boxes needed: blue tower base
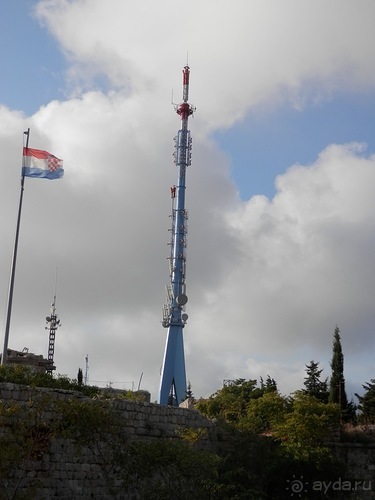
[159,324,186,405]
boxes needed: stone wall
[332,443,375,499]
[0,382,214,499]
[1,383,375,499]
[0,383,212,439]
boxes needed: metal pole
[1,129,30,365]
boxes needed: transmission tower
[159,65,195,405]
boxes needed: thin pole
[1,129,30,365]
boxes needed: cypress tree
[186,380,194,399]
[77,368,83,386]
[329,326,348,410]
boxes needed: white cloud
[1,1,375,401]
[36,0,375,129]
[188,145,375,395]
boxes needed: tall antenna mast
[45,271,61,375]
[159,65,194,405]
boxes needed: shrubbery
[0,364,100,396]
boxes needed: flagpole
[1,129,30,365]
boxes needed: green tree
[197,385,344,498]
[195,379,262,425]
[329,326,348,412]
[272,393,341,467]
[243,391,290,434]
[185,380,193,399]
[355,379,375,424]
[259,375,277,393]
[303,360,329,403]
[77,368,83,386]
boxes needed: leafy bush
[271,393,340,466]
[115,439,220,499]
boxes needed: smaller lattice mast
[45,295,61,375]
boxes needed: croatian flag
[22,147,64,180]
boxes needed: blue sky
[1,1,375,402]
[0,1,66,114]
[216,93,375,198]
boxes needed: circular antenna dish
[176,293,188,306]
[46,317,51,322]
[182,313,188,322]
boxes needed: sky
[1,0,375,402]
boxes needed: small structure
[0,348,51,373]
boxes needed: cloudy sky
[1,0,375,402]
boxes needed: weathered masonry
[1,383,375,499]
[0,383,214,499]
